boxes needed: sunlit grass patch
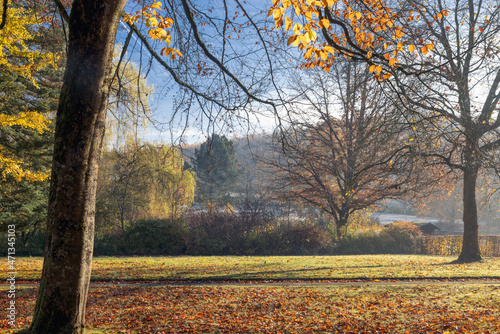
[1,255,499,281]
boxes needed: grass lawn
[1,254,500,281]
[1,255,499,333]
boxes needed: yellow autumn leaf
[394,29,402,39]
[304,47,313,59]
[320,50,328,60]
[293,23,303,34]
[146,17,158,27]
[323,45,335,54]
[273,7,284,20]
[319,18,330,29]
[150,1,162,9]
[299,34,309,46]
[409,44,415,53]
[306,30,317,42]
[285,17,293,31]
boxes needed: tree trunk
[29,1,126,333]
[335,207,350,239]
[456,167,482,263]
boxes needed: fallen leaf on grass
[2,283,499,333]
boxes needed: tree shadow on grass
[431,258,485,266]
[204,266,335,280]
[200,265,381,280]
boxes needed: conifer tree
[193,134,241,204]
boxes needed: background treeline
[3,120,500,257]
[3,123,500,256]
[6,210,500,257]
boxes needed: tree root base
[451,253,483,264]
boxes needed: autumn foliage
[268,0,448,77]
[0,4,57,181]
[123,1,182,60]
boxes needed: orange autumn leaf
[269,0,447,76]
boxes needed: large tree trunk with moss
[28,1,126,333]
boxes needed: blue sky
[114,0,282,145]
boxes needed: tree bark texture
[458,166,482,263]
[29,0,127,333]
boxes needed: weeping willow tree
[105,44,155,149]
[96,142,195,234]
[96,45,194,233]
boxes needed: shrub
[340,209,380,237]
[335,229,390,255]
[111,219,189,256]
[186,210,249,255]
[384,221,422,254]
[278,223,333,255]
[335,221,422,255]
[185,208,277,255]
[242,222,333,255]
[22,230,47,256]
[94,232,121,256]
[0,230,46,256]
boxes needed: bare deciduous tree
[270,62,442,237]
[387,0,500,262]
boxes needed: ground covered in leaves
[1,255,499,333]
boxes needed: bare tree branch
[52,0,70,23]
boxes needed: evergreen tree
[193,134,241,204]
[0,13,63,243]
